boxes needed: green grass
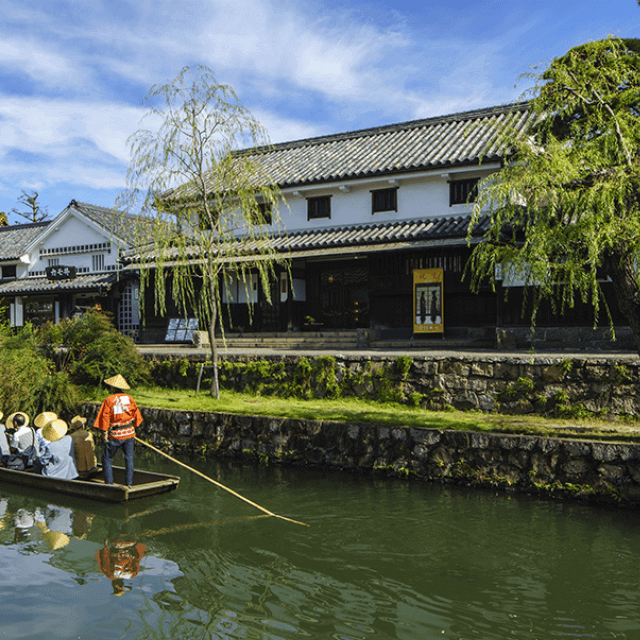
[84,386,640,443]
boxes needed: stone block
[470,362,494,377]
[562,459,589,480]
[598,464,624,483]
[543,365,565,382]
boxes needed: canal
[2,450,640,639]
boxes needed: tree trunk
[603,250,640,355]
[208,281,220,399]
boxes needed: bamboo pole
[135,437,310,527]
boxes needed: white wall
[275,165,499,233]
[28,212,121,274]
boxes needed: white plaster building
[0,201,140,337]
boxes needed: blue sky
[0,0,639,223]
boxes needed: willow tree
[119,66,287,397]
[467,37,640,353]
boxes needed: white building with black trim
[127,102,631,348]
[0,201,140,337]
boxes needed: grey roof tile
[0,222,50,261]
[123,214,488,266]
[0,272,118,296]
[166,103,532,199]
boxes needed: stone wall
[82,402,640,507]
[148,352,640,417]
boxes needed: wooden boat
[0,465,180,503]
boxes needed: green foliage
[408,392,424,407]
[516,377,535,393]
[395,356,413,379]
[118,65,289,398]
[614,363,632,384]
[0,324,78,416]
[39,309,150,388]
[559,359,574,373]
[467,37,640,353]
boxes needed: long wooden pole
[135,437,310,527]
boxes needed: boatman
[94,374,143,486]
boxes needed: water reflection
[96,537,146,596]
[1,459,640,639]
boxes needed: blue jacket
[40,436,79,480]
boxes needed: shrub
[0,324,78,416]
[39,308,150,387]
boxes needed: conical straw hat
[42,419,68,443]
[34,412,57,429]
[70,415,87,429]
[104,374,130,390]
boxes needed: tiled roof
[0,221,50,261]
[122,214,487,266]
[166,102,531,199]
[271,214,488,253]
[0,272,118,296]
[66,200,143,245]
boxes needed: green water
[1,451,640,639]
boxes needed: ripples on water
[1,453,640,639]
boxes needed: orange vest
[94,393,143,440]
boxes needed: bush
[0,324,78,416]
[39,308,150,387]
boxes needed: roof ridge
[240,101,530,155]
[0,220,50,233]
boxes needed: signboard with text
[413,268,443,334]
[46,265,77,280]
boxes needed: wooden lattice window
[307,196,331,220]
[371,187,398,214]
[449,179,479,206]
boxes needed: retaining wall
[83,402,640,507]
[148,352,640,417]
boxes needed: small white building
[0,200,140,338]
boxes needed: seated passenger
[0,412,10,459]
[39,419,79,480]
[8,412,35,455]
[69,415,98,478]
[34,412,58,450]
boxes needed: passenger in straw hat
[39,419,78,480]
[33,411,58,451]
[7,412,35,455]
[69,415,98,478]
[94,374,143,486]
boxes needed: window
[92,254,105,271]
[1,265,16,280]
[307,196,331,220]
[371,187,398,214]
[253,202,272,225]
[450,178,479,206]
[47,258,60,267]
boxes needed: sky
[0,0,639,223]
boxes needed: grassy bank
[84,386,640,443]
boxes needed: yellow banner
[413,268,443,333]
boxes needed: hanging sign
[413,268,443,334]
[46,265,77,280]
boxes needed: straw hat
[43,530,70,550]
[70,415,87,429]
[104,374,130,390]
[34,412,57,429]
[6,412,29,430]
[42,419,68,443]
[0,412,4,422]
